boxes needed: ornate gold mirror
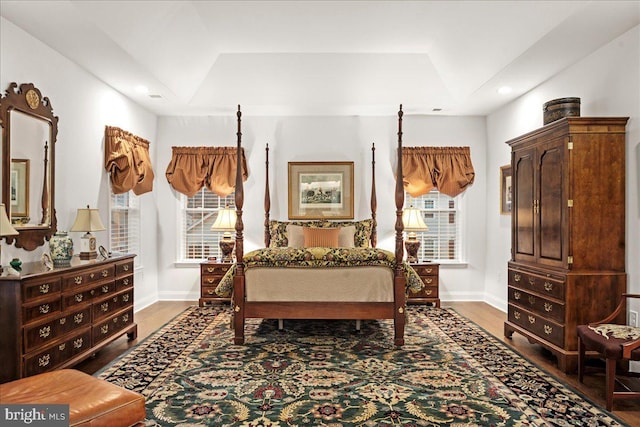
[0,82,57,250]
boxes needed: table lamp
[402,205,428,263]
[70,205,106,259]
[211,206,237,262]
[0,203,19,273]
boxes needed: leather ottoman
[0,369,145,427]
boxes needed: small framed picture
[500,165,512,215]
[99,245,109,259]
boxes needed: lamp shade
[0,204,19,236]
[211,207,237,232]
[402,206,428,231]
[70,205,106,232]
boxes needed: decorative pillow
[269,220,323,247]
[286,224,305,248]
[337,225,356,248]
[303,227,340,248]
[320,219,373,247]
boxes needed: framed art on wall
[10,158,30,218]
[288,161,354,219]
[500,164,512,215]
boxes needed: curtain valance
[402,146,475,197]
[165,146,248,197]
[104,126,155,195]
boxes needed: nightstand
[199,261,233,306]
[407,262,440,307]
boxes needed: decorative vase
[49,231,73,267]
[9,258,22,272]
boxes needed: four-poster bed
[219,105,418,346]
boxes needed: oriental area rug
[97,306,629,427]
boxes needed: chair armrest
[622,337,640,359]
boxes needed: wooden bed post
[393,104,406,346]
[264,143,271,248]
[370,143,377,248]
[233,105,246,345]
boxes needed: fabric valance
[165,146,248,197]
[402,146,475,197]
[104,126,155,195]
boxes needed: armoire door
[512,147,535,263]
[536,139,566,268]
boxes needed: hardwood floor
[76,300,639,425]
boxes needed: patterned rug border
[96,305,631,426]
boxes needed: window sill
[174,261,204,268]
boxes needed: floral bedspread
[214,247,423,298]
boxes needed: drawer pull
[123,278,129,286]
[544,282,554,292]
[528,296,536,305]
[514,274,521,282]
[75,294,83,302]
[58,343,66,351]
[39,326,51,338]
[123,314,130,323]
[102,285,109,293]
[39,284,50,294]
[424,278,433,284]
[544,302,553,312]
[544,325,553,335]
[101,302,109,312]
[102,269,109,277]
[514,291,521,300]
[90,289,95,296]
[207,267,215,273]
[38,354,50,367]
[101,325,109,334]
[528,277,535,285]
[425,289,433,295]
[90,273,95,279]
[425,268,432,273]
[123,265,129,272]
[207,278,215,284]
[74,276,83,285]
[528,315,536,324]
[73,338,83,348]
[59,317,66,325]
[207,289,215,295]
[514,311,521,320]
[122,294,130,302]
[74,313,83,324]
[39,304,50,314]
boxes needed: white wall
[155,114,487,301]
[0,17,160,310]
[484,25,640,313]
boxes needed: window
[110,191,140,263]
[179,188,235,262]
[405,190,464,263]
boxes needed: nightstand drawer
[407,262,440,306]
[199,262,232,306]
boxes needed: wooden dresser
[199,261,232,306]
[504,117,628,373]
[407,262,440,307]
[0,254,137,382]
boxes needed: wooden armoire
[504,117,628,373]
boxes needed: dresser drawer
[412,285,439,299]
[412,264,439,277]
[508,304,564,348]
[63,265,115,290]
[92,288,134,322]
[115,259,134,276]
[201,263,229,276]
[508,286,565,323]
[509,268,565,301]
[22,277,62,303]
[23,328,92,377]
[92,307,134,346]
[22,297,62,324]
[116,275,133,290]
[23,307,91,353]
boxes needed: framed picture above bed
[288,161,354,219]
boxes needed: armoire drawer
[509,268,565,301]
[508,286,565,323]
[508,304,564,348]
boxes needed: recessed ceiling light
[498,86,512,95]
[135,85,149,94]
[432,108,442,112]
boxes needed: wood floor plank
[75,300,639,425]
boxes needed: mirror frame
[0,82,58,250]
